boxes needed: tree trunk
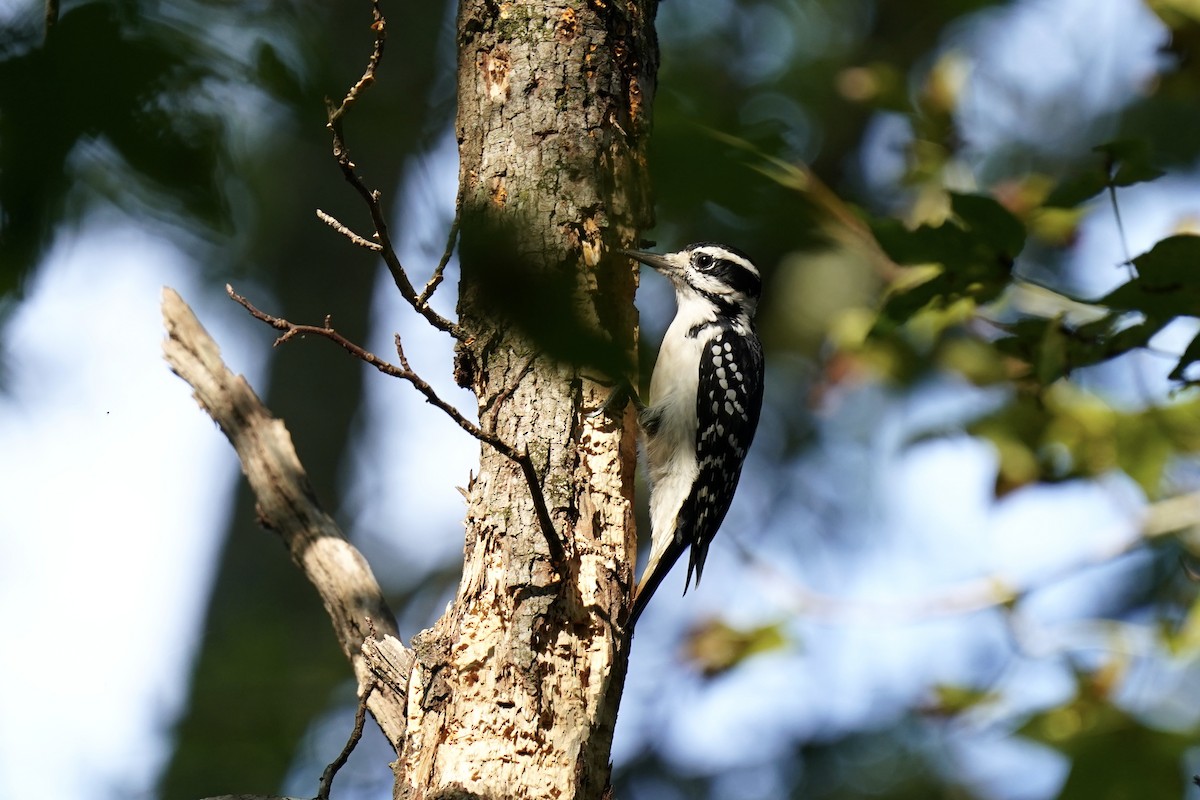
[393,2,657,797]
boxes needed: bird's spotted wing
[678,328,764,590]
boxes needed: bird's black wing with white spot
[678,327,765,590]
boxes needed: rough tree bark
[392,2,658,798]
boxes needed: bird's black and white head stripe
[683,242,761,304]
[623,243,762,320]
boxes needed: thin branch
[390,333,564,565]
[1104,174,1135,279]
[330,140,459,335]
[416,201,461,308]
[227,285,567,567]
[162,287,411,750]
[327,0,386,127]
[317,683,374,800]
[323,0,460,338]
[44,0,58,37]
[317,209,383,252]
[519,444,564,565]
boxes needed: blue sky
[0,217,265,798]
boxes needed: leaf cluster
[848,139,1200,495]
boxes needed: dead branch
[317,683,374,800]
[316,209,383,252]
[226,284,568,568]
[416,201,461,308]
[161,287,411,748]
[326,0,386,127]
[323,0,460,337]
[44,0,58,36]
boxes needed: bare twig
[330,144,459,335]
[519,444,563,564]
[317,209,383,252]
[162,288,411,750]
[327,0,386,127]
[227,285,567,567]
[416,202,461,308]
[44,0,58,37]
[323,0,460,338]
[317,684,375,800]
[1103,157,1136,280]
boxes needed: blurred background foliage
[4,0,1200,798]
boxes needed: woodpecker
[614,242,765,627]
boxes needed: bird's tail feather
[626,541,685,630]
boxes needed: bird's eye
[694,253,713,269]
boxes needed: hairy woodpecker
[618,242,765,627]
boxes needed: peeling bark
[394,2,658,798]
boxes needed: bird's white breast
[643,300,713,559]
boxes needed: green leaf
[1035,315,1070,385]
[950,192,1026,259]
[871,194,1023,327]
[1168,329,1200,384]
[1021,701,1194,800]
[1100,235,1200,328]
[1046,169,1112,208]
[990,311,1158,382]
[1045,138,1165,207]
[1114,413,1173,494]
[871,216,969,267]
[1130,234,1200,289]
[925,684,1000,716]
[682,619,789,678]
[1096,139,1167,187]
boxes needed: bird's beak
[621,249,676,276]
